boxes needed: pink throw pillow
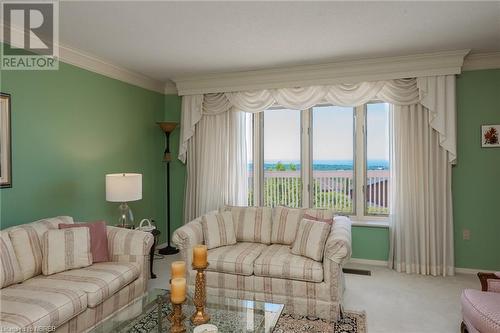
[59,221,109,262]
[303,213,334,225]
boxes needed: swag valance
[179,75,456,164]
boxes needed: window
[365,103,390,215]
[312,105,354,214]
[262,108,301,207]
[248,102,391,220]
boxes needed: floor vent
[342,268,372,276]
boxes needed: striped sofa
[173,206,352,321]
[0,216,153,333]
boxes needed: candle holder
[170,302,186,333]
[191,263,210,325]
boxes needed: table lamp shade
[106,173,142,202]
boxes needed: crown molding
[1,23,165,94]
[172,49,470,95]
[59,44,165,94]
[462,52,500,71]
[164,80,178,95]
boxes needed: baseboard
[455,267,498,274]
[348,258,388,266]
[347,258,497,274]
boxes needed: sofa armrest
[478,272,500,292]
[324,216,352,266]
[172,218,204,273]
[107,226,154,257]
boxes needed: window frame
[250,102,389,222]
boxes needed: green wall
[0,59,174,244]
[351,226,389,261]
[453,69,500,270]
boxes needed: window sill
[350,220,389,228]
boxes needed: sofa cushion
[23,262,140,307]
[222,206,272,244]
[0,231,23,288]
[42,228,93,275]
[291,218,332,261]
[254,244,324,283]
[201,211,237,249]
[206,242,267,276]
[0,283,87,330]
[462,289,500,333]
[271,206,305,245]
[59,221,109,263]
[9,216,74,281]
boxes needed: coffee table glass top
[89,288,284,332]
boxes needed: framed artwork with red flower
[481,125,500,148]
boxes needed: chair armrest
[172,218,204,271]
[324,216,352,265]
[107,226,154,257]
[478,272,500,292]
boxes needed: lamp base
[158,245,179,255]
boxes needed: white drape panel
[389,104,454,276]
[182,110,248,222]
[417,76,457,163]
[179,77,456,164]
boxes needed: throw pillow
[201,212,237,250]
[42,228,93,275]
[222,206,272,244]
[0,231,23,288]
[59,221,109,262]
[291,218,332,261]
[271,206,304,245]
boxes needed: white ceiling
[60,1,500,82]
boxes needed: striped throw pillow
[0,231,23,288]
[42,228,93,275]
[291,218,332,261]
[201,212,237,250]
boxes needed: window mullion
[254,112,263,206]
[354,105,366,219]
[301,109,311,208]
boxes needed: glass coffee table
[90,289,284,332]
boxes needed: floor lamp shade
[106,173,142,202]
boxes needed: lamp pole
[157,122,179,255]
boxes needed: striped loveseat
[173,206,352,321]
[0,216,153,333]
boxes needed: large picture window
[247,102,391,220]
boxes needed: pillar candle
[193,244,208,268]
[170,277,186,304]
[171,261,186,279]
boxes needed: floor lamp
[157,121,179,255]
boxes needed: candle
[171,261,186,279]
[171,277,186,304]
[193,244,208,269]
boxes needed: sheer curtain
[183,109,248,222]
[389,104,454,276]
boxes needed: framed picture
[481,124,500,148]
[0,93,12,188]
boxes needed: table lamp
[106,173,142,228]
